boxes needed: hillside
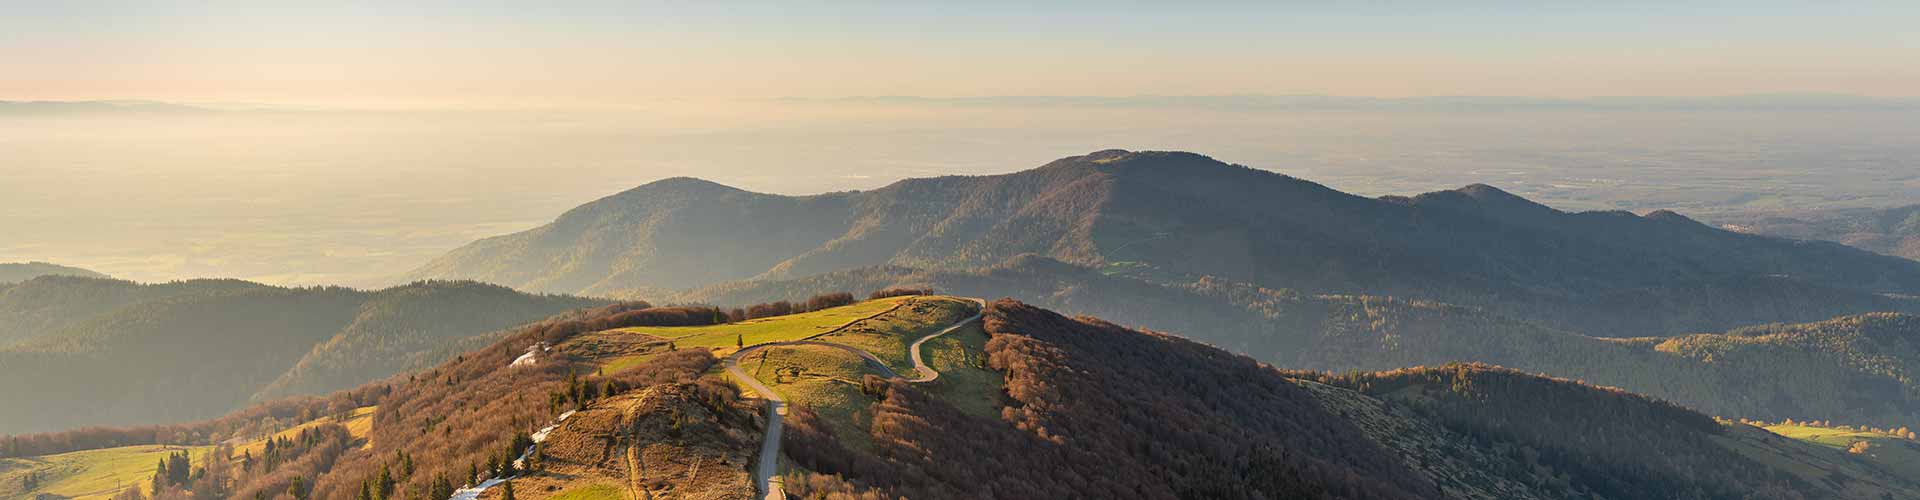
[0,276,269,347]
[409,150,1920,337]
[12,295,1920,499]
[254,282,604,401]
[1720,204,1920,262]
[0,262,106,284]
[0,280,603,435]
[402,178,862,295]
[679,257,1920,427]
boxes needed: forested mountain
[676,256,1920,428]
[0,276,268,347]
[0,279,602,435]
[0,262,107,284]
[1720,204,1920,262]
[253,281,606,401]
[409,149,1920,337]
[21,297,1909,500]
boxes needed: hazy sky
[5,1,1919,108]
[3,2,1918,287]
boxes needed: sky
[4,1,1919,108]
[1,1,1917,287]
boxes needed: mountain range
[410,150,1920,337]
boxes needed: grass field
[0,444,214,500]
[914,322,1004,418]
[620,296,913,351]
[1763,423,1920,478]
[1716,423,1920,498]
[546,483,622,500]
[0,407,377,500]
[742,344,887,450]
[586,296,920,373]
[815,296,977,373]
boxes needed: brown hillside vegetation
[17,295,1920,499]
[781,298,1441,499]
[683,261,1920,428]
[1298,363,1903,500]
[782,299,1920,499]
[513,382,757,500]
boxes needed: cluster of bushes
[528,301,731,344]
[867,288,930,300]
[724,292,860,322]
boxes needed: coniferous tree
[152,459,169,493]
[375,464,394,500]
[500,480,516,500]
[429,473,454,500]
[287,477,307,500]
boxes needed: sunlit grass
[814,296,977,373]
[230,405,377,459]
[0,407,377,500]
[547,483,623,500]
[608,296,914,357]
[742,344,886,450]
[1762,423,1920,480]
[916,322,1004,418]
[0,444,214,500]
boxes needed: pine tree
[357,480,373,500]
[288,477,307,500]
[736,334,744,348]
[375,464,394,500]
[152,458,169,493]
[430,473,454,500]
[500,480,516,500]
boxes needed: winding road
[722,298,985,500]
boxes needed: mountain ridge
[407,149,1920,337]
[0,262,108,285]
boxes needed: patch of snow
[530,410,575,443]
[449,478,503,500]
[509,342,549,367]
[448,408,578,500]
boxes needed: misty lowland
[7,4,1920,500]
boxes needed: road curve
[722,350,788,500]
[905,298,986,383]
[722,297,986,500]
